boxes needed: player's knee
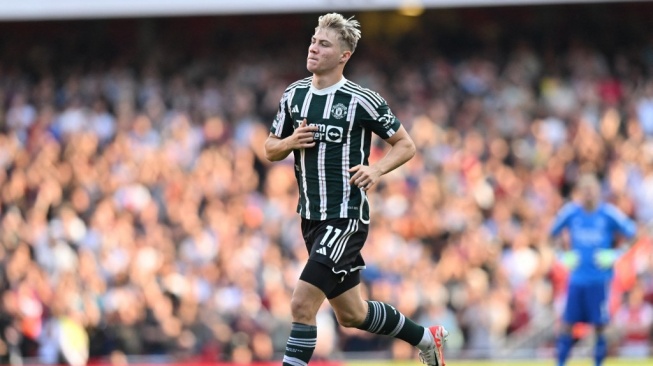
[290,296,317,323]
[334,307,366,328]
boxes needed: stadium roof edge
[0,0,643,21]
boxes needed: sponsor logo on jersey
[316,247,327,255]
[331,103,347,119]
[325,125,343,143]
[304,123,344,143]
[292,105,300,113]
[572,228,604,246]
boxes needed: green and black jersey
[270,77,402,222]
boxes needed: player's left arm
[350,100,415,191]
[594,205,639,268]
[606,204,638,246]
[349,126,415,191]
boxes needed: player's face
[579,181,600,208]
[307,28,349,75]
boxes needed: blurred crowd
[2,6,653,365]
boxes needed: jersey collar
[310,77,347,95]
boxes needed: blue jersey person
[550,174,637,366]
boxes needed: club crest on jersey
[331,103,347,119]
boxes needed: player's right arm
[265,90,318,162]
[265,119,318,161]
[549,202,579,269]
[550,202,577,238]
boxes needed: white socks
[416,327,434,351]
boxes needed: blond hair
[316,13,361,53]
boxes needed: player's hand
[556,250,580,270]
[594,249,623,269]
[288,119,318,149]
[349,164,382,191]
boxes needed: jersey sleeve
[550,202,577,237]
[604,204,637,239]
[358,96,402,139]
[270,91,294,139]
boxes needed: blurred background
[1,0,653,365]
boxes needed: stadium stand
[1,2,653,364]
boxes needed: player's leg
[556,322,574,366]
[322,217,448,366]
[316,218,435,347]
[587,281,610,366]
[280,219,343,366]
[557,282,585,366]
[594,325,608,366]
[323,272,367,327]
[328,282,447,366]
[281,277,327,366]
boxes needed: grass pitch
[348,359,653,366]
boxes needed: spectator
[614,282,653,358]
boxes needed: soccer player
[264,13,448,366]
[550,173,637,366]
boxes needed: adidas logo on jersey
[292,105,299,113]
[316,247,327,255]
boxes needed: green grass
[348,359,653,366]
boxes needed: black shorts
[301,217,368,277]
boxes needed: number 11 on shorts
[320,225,342,248]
